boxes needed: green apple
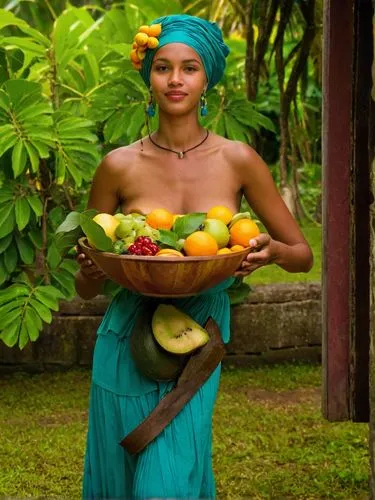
[203,218,230,248]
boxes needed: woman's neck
[153,111,206,151]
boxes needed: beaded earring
[146,88,156,117]
[200,91,208,116]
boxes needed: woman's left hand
[234,233,275,277]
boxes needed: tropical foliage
[0,0,322,349]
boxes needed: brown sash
[119,317,225,455]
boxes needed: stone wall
[0,283,321,373]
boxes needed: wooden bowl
[78,238,251,298]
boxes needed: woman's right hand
[76,250,107,281]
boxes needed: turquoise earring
[200,91,208,116]
[146,88,156,117]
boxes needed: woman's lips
[165,92,187,102]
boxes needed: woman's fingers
[77,253,106,279]
[234,233,274,277]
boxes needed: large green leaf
[47,241,62,269]
[29,298,52,324]
[11,140,27,177]
[0,234,13,254]
[79,212,112,252]
[34,286,63,311]
[173,213,206,239]
[0,80,53,168]
[54,112,99,186]
[51,268,76,299]
[0,10,50,47]
[0,321,19,348]
[4,242,18,274]
[15,234,35,265]
[27,195,43,217]
[0,204,15,239]
[15,197,31,230]
[56,211,81,233]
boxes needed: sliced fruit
[230,244,245,252]
[130,305,187,381]
[155,249,184,257]
[184,231,218,256]
[152,304,209,355]
[217,247,232,255]
[92,213,120,242]
[229,219,260,247]
[229,211,252,228]
[202,218,230,249]
[206,206,233,225]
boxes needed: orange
[146,208,174,230]
[217,248,232,255]
[230,244,245,252]
[206,206,233,225]
[149,24,162,37]
[184,231,218,256]
[134,32,149,46]
[139,25,150,35]
[155,249,184,257]
[147,37,159,49]
[229,219,260,247]
[130,49,140,63]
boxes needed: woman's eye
[155,65,168,72]
[185,66,198,73]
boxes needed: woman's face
[150,43,207,116]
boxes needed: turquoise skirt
[82,278,234,499]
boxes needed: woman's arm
[234,144,313,277]
[75,151,124,299]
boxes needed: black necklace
[148,129,209,159]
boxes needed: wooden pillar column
[323,0,372,422]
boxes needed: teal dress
[82,278,234,499]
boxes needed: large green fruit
[130,303,187,381]
[152,304,209,354]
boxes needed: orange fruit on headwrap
[149,24,162,37]
[135,32,149,46]
[147,37,159,49]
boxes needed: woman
[77,14,313,499]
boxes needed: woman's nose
[168,69,183,86]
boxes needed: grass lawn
[245,225,322,285]
[0,363,369,499]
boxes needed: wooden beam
[350,0,373,423]
[322,0,354,420]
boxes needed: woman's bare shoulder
[211,134,262,169]
[98,141,142,174]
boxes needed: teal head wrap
[139,14,230,91]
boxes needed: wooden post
[369,3,375,495]
[350,0,373,423]
[322,0,354,421]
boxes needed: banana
[229,211,252,228]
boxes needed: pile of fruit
[90,206,260,257]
